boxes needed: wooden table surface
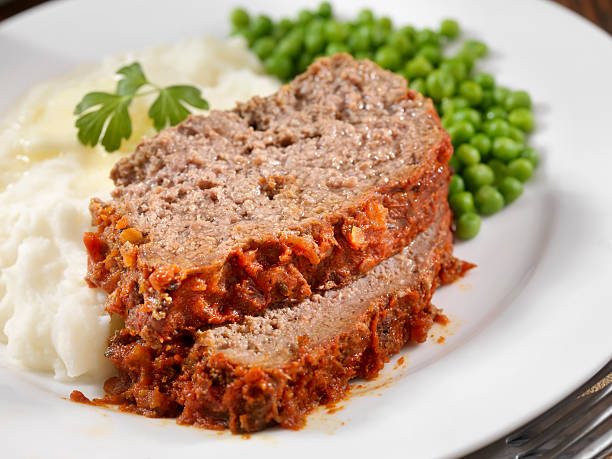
[1,0,611,32]
[556,0,611,32]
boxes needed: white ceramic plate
[1,0,611,457]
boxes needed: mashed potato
[0,36,280,379]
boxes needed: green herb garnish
[74,62,209,152]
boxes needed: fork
[466,358,612,459]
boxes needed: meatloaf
[103,202,472,432]
[84,54,452,342]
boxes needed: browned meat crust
[102,203,473,433]
[84,54,452,342]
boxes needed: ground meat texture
[85,54,453,342]
[103,203,474,433]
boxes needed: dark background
[1,0,611,33]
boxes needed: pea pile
[229,3,539,240]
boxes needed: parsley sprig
[74,62,209,152]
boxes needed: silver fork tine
[520,385,612,457]
[511,382,612,456]
[465,359,612,458]
[561,415,612,459]
[506,360,612,448]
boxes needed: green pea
[349,26,372,52]
[450,97,470,111]
[398,25,416,38]
[252,37,276,60]
[290,27,306,42]
[462,40,488,58]
[440,98,457,116]
[456,144,481,166]
[354,51,372,61]
[498,176,523,204]
[448,155,462,174]
[485,106,508,121]
[387,31,413,57]
[463,163,495,190]
[371,24,390,47]
[508,126,526,144]
[479,89,495,110]
[426,70,456,101]
[521,147,540,167]
[454,49,475,72]
[485,118,512,138]
[264,54,293,80]
[492,137,522,162]
[377,17,393,31]
[230,8,250,29]
[470,133,492,157]
[296,53,315,73]
[305,29,326,54]
[317,1,332,18]
[507,158,534,182]
[374,45,402,70]
[451,108,481,127]
[277,35,302,57]
[234,27,257,46]
[474,73,495,89]
[456,212,481,240]
[325,42,350,56]
[447,121,475,145]
[449,174,465,195]
[475,185,504,215]
[505,90,532,110]
[508,108,534,132]
[357,8,374,24]
[230,26,247,37]
[440,19,460,39]
[297,9,315,24]
[488,159,508,183]
[252,15,273,37]
[439,59,468,82]
[417,45,442,65]
[307,19,325,34]
[459,81,483,106]
[416,28,440,47]
[324,20,350,42]
[273,18,294,39]
[409,78,426,94]
[404,56,433,79]
[449,191,476,216]
[493,87,511,106]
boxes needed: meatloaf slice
[104,202,473,432]
[85,54,452,342]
